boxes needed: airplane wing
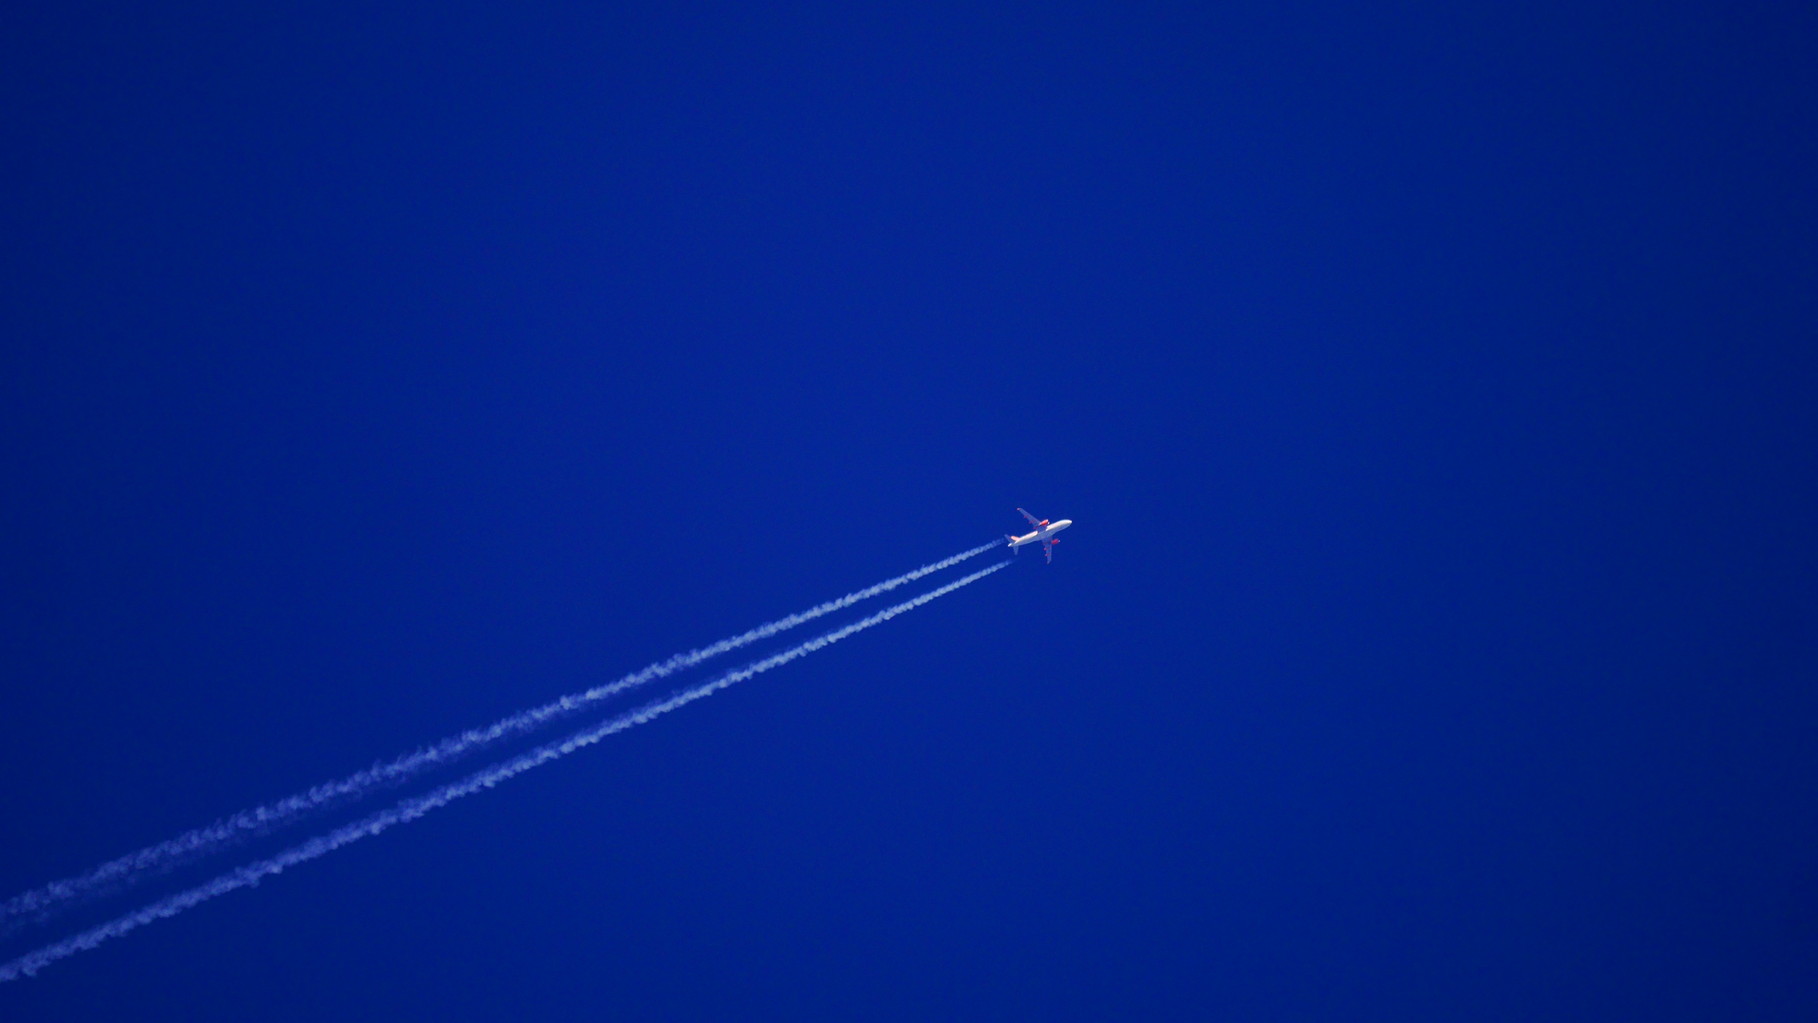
[1043,537,1057,563]
[1017,507,1043,529]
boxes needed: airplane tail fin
[1007,534,1018,552]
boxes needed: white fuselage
[1008,518,1072,548]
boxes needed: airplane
[1006,507,1073,563]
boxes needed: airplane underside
[1007,508,1072,563]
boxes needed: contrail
[0,540,1001,938]
[0,560,1008,982]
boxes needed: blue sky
[3,3,1815,1019]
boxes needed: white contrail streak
[0,560,1008,982]
[0,540,1000,937]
